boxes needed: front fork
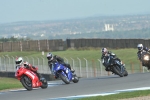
[116,60,125,73]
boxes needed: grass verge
[78,90,150,100]
[0,77,23,91]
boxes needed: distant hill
[0,14,150,40]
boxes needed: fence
[0,39,150,52]
[0,39,65,52]
[0,55,149,78]
[66,39,150,49]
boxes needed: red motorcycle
[15,65,48,91]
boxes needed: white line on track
[0,82,60,93]
[49,87,150,100]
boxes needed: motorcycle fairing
[53,62,72,81]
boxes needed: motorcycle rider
[46,52,75,78]
[101,48,122,71]
[137,44,150,68]
[15,57,43,80]
[137,44,150,60]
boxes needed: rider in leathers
[47,52,74,78]
[137,44,150,60]
[101,48,122,71]
[137,44,150,69]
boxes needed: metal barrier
[0,55,148,78]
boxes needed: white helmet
[47,52,53,61]
[137,44,143,51]
[101,48,108,54]
[15,57,23,65]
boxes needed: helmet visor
[138,47,142,51]
[15,60,22,64]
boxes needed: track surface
[1,72,150,100]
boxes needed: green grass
[0,77,23,90]
[0,48,139,65]
[78,90,150,100]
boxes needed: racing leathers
[101,51,121,71]
[48,55,73,74]
[137,47,150,68]
[137,47,149,60]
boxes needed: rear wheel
[20,75,32,91]
[40,78,48,89]
[59,73,70,84]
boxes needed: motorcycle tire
[59,73,70,84]
[40,78,48,89]
[72,74,79,83]
[113,66,123,77]
[20,75,32,91]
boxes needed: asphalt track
[1,72,150,100]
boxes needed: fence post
[77,57,82,77]
[41,57,44,74]
[92,60,96,77]
[11,56,15,71]
[5,55,10,71]
[1,56,5,71]
[70,57,74,69]
[84,58,88,78]
[64,57,68,63]
[98,59,103,76]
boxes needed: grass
[0,48,139,65]
[0,77,23,91]
[78,90,150,100]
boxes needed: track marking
[49,87,150,100]
[0,82,60,93]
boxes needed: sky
[0,0,150,23]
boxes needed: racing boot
[36,72,43,81]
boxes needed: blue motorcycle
[52,61,79,84]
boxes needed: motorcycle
[140,51,150,69]
[15,65,48,91]
[51,61,79,84]
[102,53,128,77]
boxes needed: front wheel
[72,74,79,83]
[113,66,123,77]
[123,70,128,76]
[20,75,32,91]
[59,73,70,84]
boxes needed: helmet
[15,57,23,65]
[47,52,53,61]
[24,61,29,67]
[137,44,143,51]
[101,48,108,55]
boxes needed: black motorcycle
[102,53,128,77]
[140,51,150,70]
